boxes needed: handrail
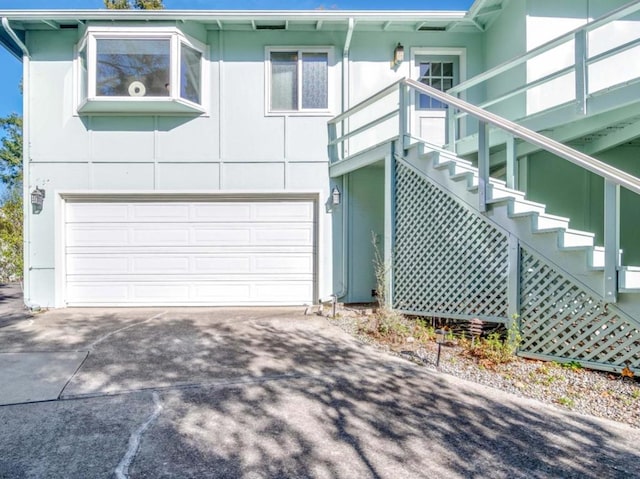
[329,77,640,197]
[329,78,404,125]
[328,76,640,300]
[448,0,640,95]
[409,79,640,196]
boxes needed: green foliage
[561,360,583,371]
[462,321,522,366]
[556,396,575,408]
[412,318,436,342]
[0,113,23,188]
[0,189,23,281]
[104,0,165,9]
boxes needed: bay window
[77,27,206,114]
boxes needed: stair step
[430,153,473,169]
[534,227,594,248]
[511,211,571,231]
[561,229,595,248]
[488,196,547,215]
[591,246,605,269]
[619,266,640,292]
[451,172,478,185]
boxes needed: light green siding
[346,165,384,303]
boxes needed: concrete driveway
[0,289,639,478]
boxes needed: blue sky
[0,0,474,118]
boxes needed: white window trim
[74,26,209,115]
[265,46,335,117]
[409,47,468,138]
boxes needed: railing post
[506,135,517,189]
[604,179,620,303]
[507,233,521,325]
[447,106,457,153]
[574,29,588,115]
[327,122,339,163]
[384,149,396,308]
[478,121,490,213]
[398,82,409,151]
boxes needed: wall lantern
[392,43,404,67]
[331,186,341,206]
[435,328,446,367]
[31,187,45,214]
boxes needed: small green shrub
[557,396,575,408]
[462,321,522,367]
[561,360,583,371]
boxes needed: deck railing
[327,78,640,301]
[448,0,640,121]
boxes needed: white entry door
[412,55,459,147]
[63,198,316,306]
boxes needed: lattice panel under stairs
[393,161,509,320]
[519,248,640,370]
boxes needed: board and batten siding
[25,24,486,306]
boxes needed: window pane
[271,52,298,111]
[419,62,431,76]
[418,93,431,109]
[442,62,453,77]
[431,62,442,76]
[79,46,88,101]
[96,38,170,97]
[302,52,328,109]
[180,43,201,104]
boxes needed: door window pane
[180,43,202,104]
[271,51,298,111]
[302,52,328,109]
[417,60,456,110]
[96,38,171,97]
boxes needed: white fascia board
[0,10,468,23]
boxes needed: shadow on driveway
[0,307,638,478]
[0,283,30,328]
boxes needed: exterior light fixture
[435,328,446,367]
[331,186,341,206]
[31,187,45,214]
[392,43,404,67]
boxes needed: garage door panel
[64,198,316,306]
[66,226,130,247]
[132,256,192,274]
[67,273,314,283]
[192,203,253,221]
[254,255,313,273]
[66,281,312,305]
[192,227,253,245]
[252,226,313,245]
[131,226,191,246]
[66,203,130,222]
[66,283,130,303]
[254,283,313,301]
[132,203,191,221]
[254,201,314,221]
[67,253,313,276]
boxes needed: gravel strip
[327,310,640,429]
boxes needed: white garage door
[64,198,316,306]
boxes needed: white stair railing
[447,0,640,121]
[327,78,640,302]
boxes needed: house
[1,0,639,372]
